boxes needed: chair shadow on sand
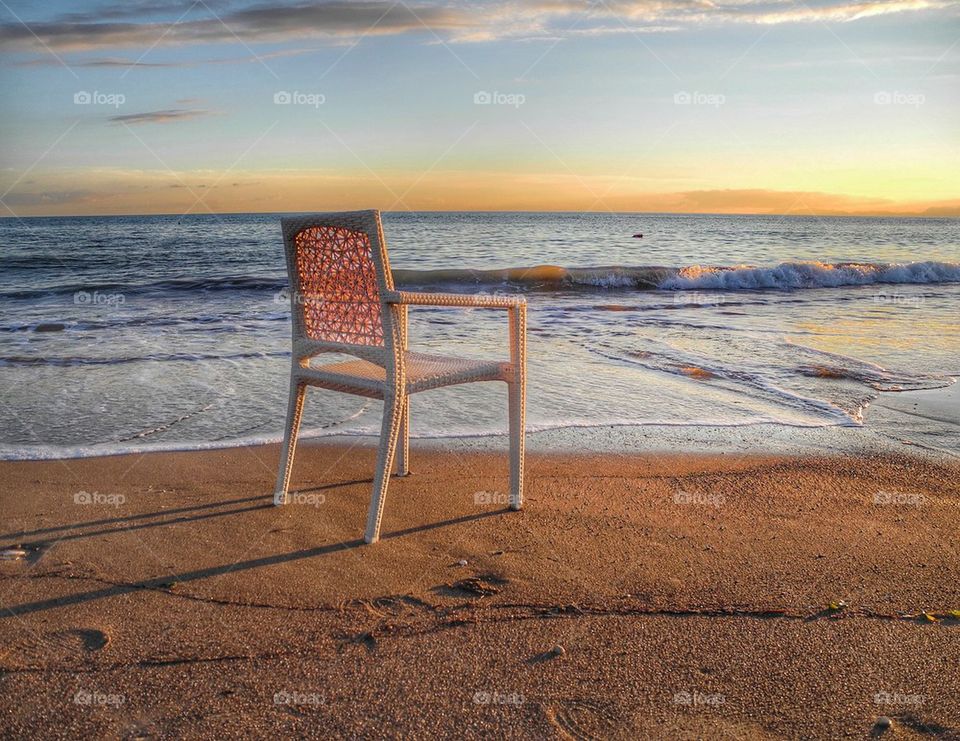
[1,480,507,619]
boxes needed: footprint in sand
[885,715,959,738]
[51,627,110,656]
[68,627,110,651]
[360,594,432,618]
[544,700,627,740]
[121,717,158,740]
[9,627,110,666]
[0,542,49,565]
[433,573,508,599]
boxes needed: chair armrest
[385,290,525,309]
[386,290,526,379]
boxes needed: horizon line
[3,208,958,220]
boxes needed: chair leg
[395,396,410,476]
[274,381,307,506]
[364,392,404,544]
[508,377,525,511]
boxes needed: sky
[0,0,958,217]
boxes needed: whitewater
[1,211,957,459]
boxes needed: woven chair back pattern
[293,224,385,346]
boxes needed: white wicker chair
[274,210,526,544]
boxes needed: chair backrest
[280,210,398,362]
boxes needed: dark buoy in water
[632,233,643,238]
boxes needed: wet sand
[1,443,958,739]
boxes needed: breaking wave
[397,260,960,291]
[4,261,958,300]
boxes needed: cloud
[647,187,895,214]
[747,0,956,24]
[54,0,234,24]
[1,190,96,207]
[108,108,211,124]
[2,167,957,216]
[13,56,180,67]
[0,0,955,52]
[11,47,326,68]
[0,2,468,52]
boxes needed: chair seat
[299,351,510,398]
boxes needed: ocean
[1,211,958,459]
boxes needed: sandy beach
[1,442,958,738]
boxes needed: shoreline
[4,377,956,463]
[1,444,958,737]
